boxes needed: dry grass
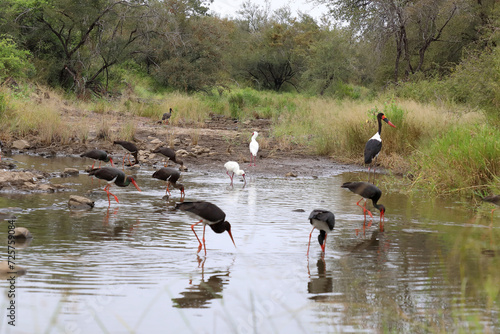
[96,117,112,141]
[165,129,177,147]
[117,120,136,141]
[188,129,200,146]
[3,94,73,144]
[258,135,270,150]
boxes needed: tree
[234,4,321,91]
[151,15,235,92]
[314,0,463,82]
[302,27,358,95]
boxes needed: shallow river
[0,155,499,333]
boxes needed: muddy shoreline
[2,113,367,178]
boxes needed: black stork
[152,147,184,168]
[88,167,141,205]
[249,131,259,166]
[364,113,396,182]
[162,108,173,124]
[307,209,335,256]
[482,195,500,227]
[113,140,139,166]
[224,161,246,186]
[341,181,386,231]
[175,201,236,255]
[152,167,185,198]
[81,149,114,169]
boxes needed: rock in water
[68,195,95,210]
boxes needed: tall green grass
[410,123,500,196]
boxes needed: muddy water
[1,155,499,333]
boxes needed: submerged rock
[13,227,32,239]
[68,195,95,210]
[0,207,22,221]
[0,260,27,279]
[61,168,79,177]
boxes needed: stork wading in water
[307,209,335,256]
[88,167,141,205]
[152,167,185,199]
[80,149,114,169]
[341,181,386,232]
[175,201,236,255]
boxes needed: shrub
[0,36,35,81]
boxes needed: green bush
[0,37,35,81]
[228,88,262,119]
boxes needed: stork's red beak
[380,211,385,232]
[382,116,396,128]
[110,158,115,167]
[227,229,236,248]
[131,179,141,191]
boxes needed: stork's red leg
[306,226,315,256]
[356,198,372,217]
[191,220,204,253]
[103,184,111,206]
[490,208,498,227]
[202,224,207,256]
[109,191,119,203]
[364,201,373,219]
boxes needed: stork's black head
[210,221,231,234]
[317,230,327,246]
[376,204,386,214]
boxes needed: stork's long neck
[377,116,383,135]
[172,182,184,190]
[371,193,382,210]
